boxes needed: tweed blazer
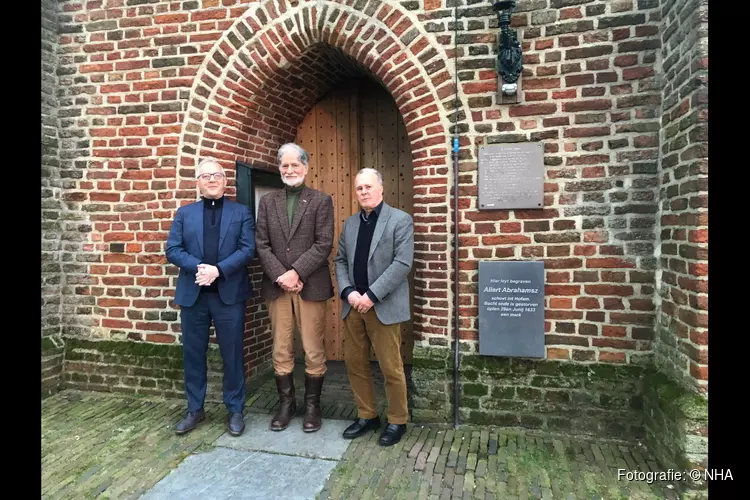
[334,202,414,325]
[255,185,334,302]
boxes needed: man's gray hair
[277,143,309,165]
[356,167,383,186]
[196,156,224,177]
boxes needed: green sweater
[286,183,305,227]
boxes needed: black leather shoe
[228,412,245,436]
[378,423,407,446]
[175,409,205,435]
[342,416,381,439]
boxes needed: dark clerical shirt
[201,196,224,293]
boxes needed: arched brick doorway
[175,1,463,384]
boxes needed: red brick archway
[175,0,467,375]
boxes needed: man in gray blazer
[334,168,414,446]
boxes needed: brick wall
[413,346,647,439]
[642,370,707,497]
[49,0,674,374]
[61,337,228,401]
[42,0,62,338]
[653,0,708,392]
[644,0,708,494]
[42,337,65,399]
[454,0,663,363]
[50,0,458,378]
[42,0,65,396]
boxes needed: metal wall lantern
[493,1,523,99]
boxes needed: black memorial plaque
[478,142,544,210]
[478,260,545,358]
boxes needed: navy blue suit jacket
[166,198,256,307]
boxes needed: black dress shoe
[175,409,205,435]
[228,412,245,436]
[378,423,407,446]
[342,416,381,439]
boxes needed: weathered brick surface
[455,0,663,366]
[642,370,707,498]
[654,0,708,391]
[321,423,676,499]
[42,0,62,340]
[412,346,646,440]
[60,336,232,402]
[42,336,65,399]
[42,391,226,499]
[411,347,454,423]
[644,1,708,496]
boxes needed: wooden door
[294,78,414,364]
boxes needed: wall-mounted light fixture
[493,1,523,98]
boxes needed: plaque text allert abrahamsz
[479,260,545,358]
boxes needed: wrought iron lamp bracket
[493,1,523,102]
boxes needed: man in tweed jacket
[255,143,334,433]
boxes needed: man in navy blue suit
[166,157,255,436]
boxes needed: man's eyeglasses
[199,172,225,181]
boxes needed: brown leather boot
[270,372,296,431]
[303,374,324,433]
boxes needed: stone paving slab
[140,447,337,500]
[216,413,352,460]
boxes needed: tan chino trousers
[267,290,327,376]
[344,308,408,425]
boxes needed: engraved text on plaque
[478,142,544,210]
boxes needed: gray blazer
[334,202,414,325]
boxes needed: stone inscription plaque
[478,260,545,358]
[478,142,544,210]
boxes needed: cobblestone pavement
[42,391,226,499]
[319,425,678,500]
[42,389,679,499]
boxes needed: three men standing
[255,143,335,433]
[167,147,413,447]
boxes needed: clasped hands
[195,264,220,286]
[348,291,374,314]
[276,269,304,293]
